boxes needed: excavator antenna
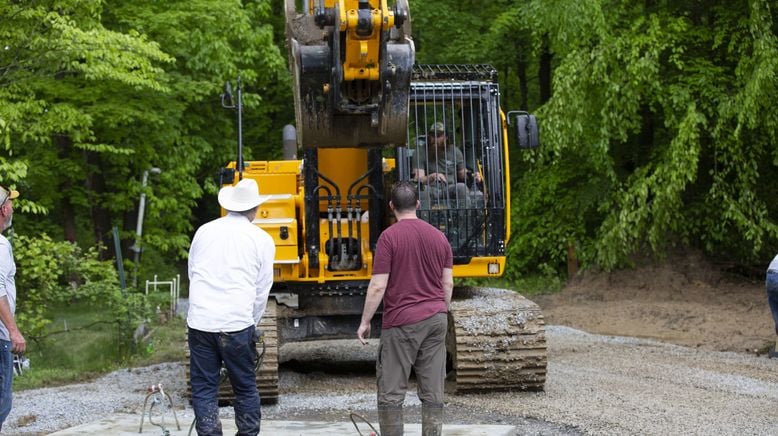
[221,77,245,175]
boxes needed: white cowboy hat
[218,178,271,212]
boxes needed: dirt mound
[533,251,774,353]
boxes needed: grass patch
[138,314,187,365]
[14,301,185,391]
[459,274,565,296]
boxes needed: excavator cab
[398,65,509,271]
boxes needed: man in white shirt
[187,178,275,436]
[0,185,24,432]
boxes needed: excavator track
[447,287,547,393]
[185,300,280,405]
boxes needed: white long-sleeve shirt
[187,213,275,332]
[0,234,16,341]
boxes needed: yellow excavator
[187,0,546,404]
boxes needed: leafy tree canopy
[413,0,778,276]
[1,0,776,294]
[1,0,291,261]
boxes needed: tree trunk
[84,151,112,259]
[638,103,654,162]
[567,239,579,279]
[517,52,529,111]
[539,35,553,104]
[56,136,77,242]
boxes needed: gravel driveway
[5,326,778,435]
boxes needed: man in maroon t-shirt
[357,181,454,436]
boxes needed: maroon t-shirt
[372,218,453,329]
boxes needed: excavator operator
[412,122,482,207]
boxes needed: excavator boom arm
[285,0,414,148]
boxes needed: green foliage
[1,0,775,299]
[413,0,778,276]
[0,1,172,141]
[0,1,293,379]
[95,0,291,258]
[1,0,291,262]
[12,234,150,342]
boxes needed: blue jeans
[188,326,261,436]
[0,340,12,430]
[767,270,778,336]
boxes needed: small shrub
[13,234,152,354]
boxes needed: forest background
[0,0,777,340]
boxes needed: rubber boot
[771,337,778,358]
[377,404,404,436]
[421,401,443,436]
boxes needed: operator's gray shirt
[412,141,465,184]
[0,234,16,341]
[769,254,778,272]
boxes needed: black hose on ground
[350,410,379,435]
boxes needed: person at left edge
[0,185,24,432]
[187,178,275,436]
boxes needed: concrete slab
[49,412,517,435]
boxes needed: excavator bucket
[285,0,414,148]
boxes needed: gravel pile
[450,326,778,435]
[5,327,778,435]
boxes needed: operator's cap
[0,186,19,205]
[428,122,446,136]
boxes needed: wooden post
[567,239,579,279]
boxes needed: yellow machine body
[308,0,396,81]
[198,1,548,407]
[205,24,549,399]
[223,143,509,285]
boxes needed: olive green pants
[377,312,448,406]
